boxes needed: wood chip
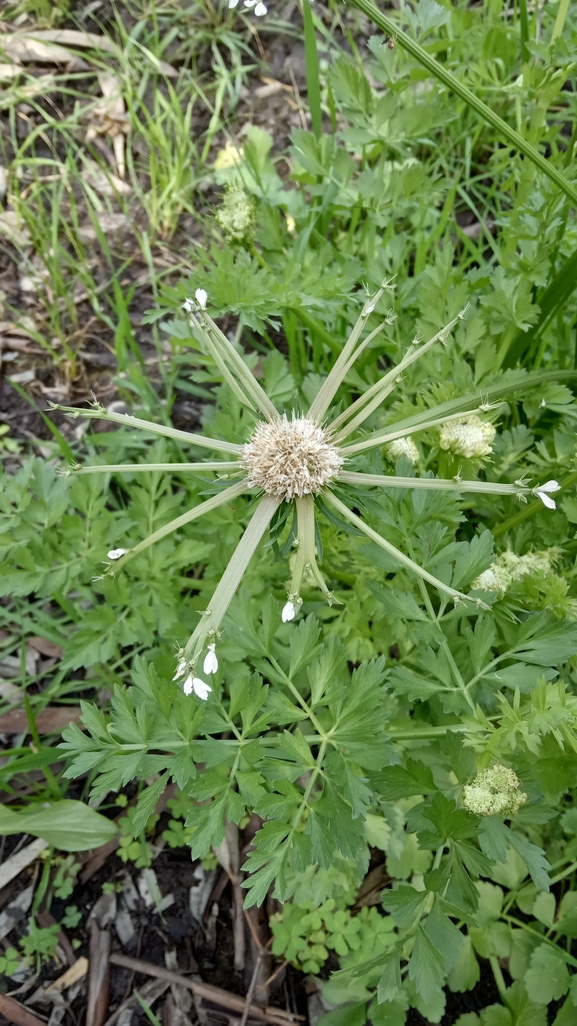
[108,954,304,1026]
[0,838,48,891]
[0,883,33,941]
[28,637,63,658]
[46,956,89,992]
[0,707,81,735]
[81,157,132,197]
[87,921,111,1026]
[0,995,46,1026]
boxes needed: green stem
[345,0,577,207]
[503,914,577,969]
[489,955,509,1004]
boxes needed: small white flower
[195,288,208,309]
[534,480,561,510]
[229,0,239,6]
[203,644,218,675]
[107,548,127,560]
[282,600,296,622]
[173,659,187,681]
[254,1,267,12]
[182,298,194,313]
[183,675,212,700]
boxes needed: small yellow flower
[213,141,244,171]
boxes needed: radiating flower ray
[339,471,530,500]
[327,310,466,439]
[49,401,243,455]
[179,493,281,673]
[99,480,250,577]
[184,304,278,420]
[69,462,242,476]
[324,491,485,607]
[308,278,396,422]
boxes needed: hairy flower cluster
[462,764,528,817]
[215,186,256,246]
[473,548,559,594]
[242,415,343,500]
[386,436,419,464]
[439,415,496,458]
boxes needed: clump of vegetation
[1,0,577,1022]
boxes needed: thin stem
[183,493,281,665]
[503,915,577,969]
[49,403,243,455]
[489,955,508,1004]
[308,280,394,422]
[329,312,464,438]
[103,480,250,576]
[266,653,327,737]
[339,471,528,499]
[324,491,482,607]
[70,462,242,475]
[340,407,493,457]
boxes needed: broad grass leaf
[0,800,118,851]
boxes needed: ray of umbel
[52,282,558,697]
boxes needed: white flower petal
[537,492,557,510]
[195,288,208,309]
[282,601,296,622]
[229,0,239,6]
[182,298,194,313]
[107,548,127,560]
[173,659,187,681]
[183,675,194,696]
[203,645,218,675]
[540,480,561,493]
[254,2,267,13]
[193,677,212,700]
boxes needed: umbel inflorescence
[242,416,343,499]
[52,281,560,699]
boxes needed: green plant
[0,947,21,978]
[51,286,559,696]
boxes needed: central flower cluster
[242,415,343,500]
